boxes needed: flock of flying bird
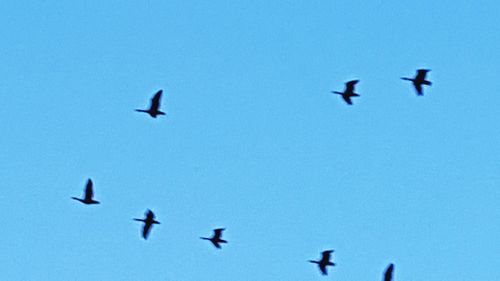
[71,69,432,279]
[332,69,432,105]
[71,179,225,243]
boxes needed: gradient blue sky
[0,1,499,280]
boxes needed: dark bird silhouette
[200,228,227,249]
[401,69,432,96]
[135,90,165,118]
[71,179,99,205]
[384,263,394,281]
[332,80,360,105]
[309,250,336,275]
[133,209,160,240]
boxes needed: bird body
[332,80,360,105]
[133,209,160,240]
[384,263,394,281]
[72,179,99,205]
[309,250,336,275]
[135,90,165,118]
[402,69,432,95]
[201,228,227,249]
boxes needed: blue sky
[0,0,499,280]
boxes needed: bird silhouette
[401,69,432,96]
[133,209,160,240]
[332,80,360,105]
[135,90,165,118]
[384,263,394,281]
[200,228,227,249]
[309,250,336,275]
[71,179,100,205]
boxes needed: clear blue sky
[0,1,499,280]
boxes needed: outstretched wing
[213,228,225,239]
[384,264,394,281]
[416,69,429,81]
[414,83,423,96]
[150,90,163,111]
[345,80,359,93]
[146,209,155,220]
[143,222,152,239]
[321,250,333,261]
[343,95,353,105]
[211,240,222,249]
[319,264,328,275]
[84,179,93,201]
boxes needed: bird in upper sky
[71,179,100,205]
[309,250,336,275]
[332,80,360,105]
[401,69,432,96]
[384,263,394,281]
[133,209,160,240]
[200,228,227,249]
[135,90,165,118]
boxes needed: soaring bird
[135,90,165,118]
[309,250,336,275]
[401,69,432,96]
[71,179,100,205]
[384,263,394,281]
[201,228,227,249]
[332,80,360,105]
[133,209,160,240]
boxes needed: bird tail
[401,77,413,81]
[133,218,145,222]
[153,220,160,224]
[219,239,228,243]
[71,197,83,202]
[135,109,148,113]
[331,91,343,95]
[200,237,210,241]
[308,260,319,264]
[423,80,432,85]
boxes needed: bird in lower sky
[200,228,227,249]
[135,90,165,118]
[332,80,360,105]
[309,250,336,275]
[384,263,394,281]
[401,69,432,96]
[133,209,160,240]
[71,179,100,205]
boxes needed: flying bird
[133,209,160,240]
[309,250,336,275]
[71,179,100,205]
[135,90,165,118]
[200,228,227,249]
[331,80,360,105]
[384,263,394,281]
[401,69,432,96]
